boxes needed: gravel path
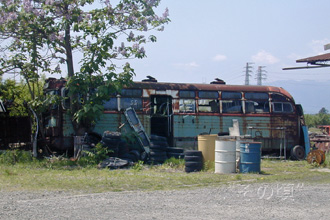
[1,183,330,220]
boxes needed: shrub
[0,150,33,165]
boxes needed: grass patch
[1,151,330,193]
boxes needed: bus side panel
[173,115,220,149]
[93,113,123,135]
[241,115,299,153]
[63,113,75,137]
[239,115,289,153]
[269,114,300,152]
[237,116,271,138]
[93,113,151,137]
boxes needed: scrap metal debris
[307,149,326,165]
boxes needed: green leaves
[305,109,330,128]
[73,103,104,124]
[0,0,170,131]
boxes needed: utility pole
[256,66,267,85]
[244,62,253,85]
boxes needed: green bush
[78,142,111,166]
[0,150,33,164]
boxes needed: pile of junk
[73,108,184,169]
[74,131,184,170]
[308,125,330,165]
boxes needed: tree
[0,0,169,134]
[319,107,329,115]
[305,108,330,128]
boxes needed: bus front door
[150,95,173,144]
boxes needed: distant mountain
[268,80,330,114]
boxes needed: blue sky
[130,0,330,83]
[127,0,330,113]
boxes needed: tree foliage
[0,0,169,132]
[305,108,330,128]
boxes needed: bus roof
[131,81,293,100]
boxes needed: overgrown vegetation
[1,150,330,193]
[0,0,170,135]
[305,107,330,128]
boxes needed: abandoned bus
[43,77,309,159]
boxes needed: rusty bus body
[43,78,308,159]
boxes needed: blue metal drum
[239,142,261,173]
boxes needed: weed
[0,150,33,165]
[203,161,215,171]
[4,169,17,176]
[235,174,242,180]
[44,155,78,169]
[162,157,185,169]
[323,152,330,167]
[132,161,144,171]
[78,142,111,165]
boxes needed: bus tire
[149,155,167,164]
[86,132,102,146]
[185,161,203,172]
[184,150,203,157]
[150,144,167,151]
[167,147,184,153]
[185,161,203,168]
[167,152,184,159]
[150,140,169,147]
[185,166,203,173]
[291,145,305,160]
[150,135,167,142]
[150,151,167,157]
[184,155,202,162]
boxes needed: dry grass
[1,154,330,193]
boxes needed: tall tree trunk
[63,12,86,135]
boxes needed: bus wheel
[291,145,305,160]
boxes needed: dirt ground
[1,183,330,220]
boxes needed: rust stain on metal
[310,133,330,153]
[131,82,293,100]
[307,149,326,165]
[44,77,67,91]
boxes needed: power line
[256,66,267,85]
[244,62,253,85]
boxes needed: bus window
[179,90,195,98]
[61,88,70,110]
[198,91,219,113]
[121,98,143,110]
[222,92,242,99]
[45,116,57,128]
[221,92,242,113]
[245,92,269,113]
[151,96,172,115]
[114,89,143,111]
[121,89,142,97]
[272,102,293,113]
[103,98,117,110]
[271,93,289,102]
[179,99,195,113]
[222,100,242,113]
[199,91,218,99]
[198,99,219,113]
